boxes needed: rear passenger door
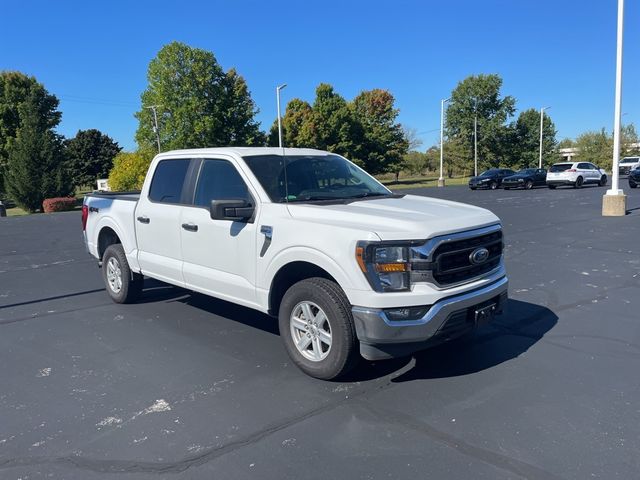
[535,169,547,185]
[135,158,193,286]
[180,158,259,307]
[577,163,595,183]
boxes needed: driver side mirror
[210,199,254,222]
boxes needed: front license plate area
[474,303,497,326]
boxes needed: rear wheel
[548,184,557,189]
[279,278,359,380]
[102,244,143,304]
[599,175,607,187]
[525,180,534,190]
[574,176,583,189]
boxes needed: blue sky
[2,0,639,151]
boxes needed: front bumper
[352,276,508,360]
[468,182,491,189]
[502,181,524,188]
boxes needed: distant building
[558,142,640,162]
[96,179,110,191]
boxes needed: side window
[577,163,590,170]
[194,159,250,207]
[148,159,190,204]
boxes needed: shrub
[108,151,152,191]
[43,197,77,213]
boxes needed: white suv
[546,162,607,189]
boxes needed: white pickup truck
[83,148,508,379]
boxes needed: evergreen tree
[4,92,71,211]
[65,129,121,188]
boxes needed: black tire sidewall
[102,244,141,304]
[278,278,357,380]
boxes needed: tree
[4,91,71,211]
[445,74,516,170]
[512,109,557,168]
[65,129,121,188]
[267,98,313,147]
[108,150,153,191]
[135,42,264,151]
[351,89,407,176]
[574,129,612,170]
[0,71,61,199]
[621,123,640,157]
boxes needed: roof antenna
[277,84,289,202]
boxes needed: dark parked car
[629,167,640,188]
[502,168,548,190]
[468,169,516,190]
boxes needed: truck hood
[286,194,499,241]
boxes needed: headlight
[356,243,411,292]
[517,178,524,182]
[480,178,491,182]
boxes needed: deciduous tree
[135,42,264,151]
[512,109,557,168]
[445,74,515,170]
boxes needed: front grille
[430,230,503,286]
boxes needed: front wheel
[279,278,359,380]
[630,181,638,189]
[489,181,498,190]
[599,175,607,187]
[525,180,534,190]
[102,244,143,304]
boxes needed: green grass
[381,175,470,190]
[5,206,30,217]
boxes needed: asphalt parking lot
[1,183,639,479]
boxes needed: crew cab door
[135,158,193,286]
[180,157,259,307]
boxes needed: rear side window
[193,159,250,207]
[550,164,572,172]
[148,159,191,203]
[577,163,591,169]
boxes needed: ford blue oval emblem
[469,247,490,265]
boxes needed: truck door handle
[137,216,150,224]
[182,223,198,232]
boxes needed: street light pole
[276,84,287,148]
[146,105,162,153]
[473,98,479,177]
[539,106,551,168]
[603,0,627,216]
[438,97,451,187]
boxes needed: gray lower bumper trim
[352,276,508,360]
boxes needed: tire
[599,175,607,187]
[102,244,143,304]
[489,181,498,190]
[574,176,583,189]
[504,187,510,190]
[525,180,534,190]
[630,181,638,189]
[548,185,556,189]
[470,187,477,190]
[279,277,359,380]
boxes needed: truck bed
[86,191,140,202]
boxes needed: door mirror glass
[210,199,254,222]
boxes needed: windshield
[242,154,391,203]
[479,170,497,177]
[550,164,572,172]
[518,169,536,175]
